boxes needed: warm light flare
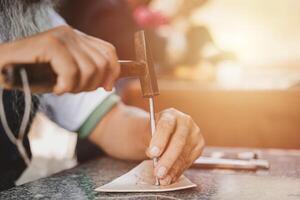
[193,0,300,68]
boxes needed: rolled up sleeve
[39,88,120,138]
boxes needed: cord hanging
[0,68,32,166]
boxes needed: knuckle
[190,123,201,137]
[162,112,176,121]
[50,26,76,44]
[183,117,192,128]
[179,111,191,121]
[45,34,61,46]
[108,44,117,54]
[167,107,177,113]
[185,114,193,122]
[57,25,73,35]
[103,41,116,52]
[45,35,67,49]
[159,111,176,124]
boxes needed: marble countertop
[1,147,300,200]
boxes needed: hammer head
[135,30,159,98]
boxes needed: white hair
[0,0,57,41]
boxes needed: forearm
[88,101,204,185]
[88,102,151,161]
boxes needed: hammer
[0,30,161,185]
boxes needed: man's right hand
[0,25,120,95]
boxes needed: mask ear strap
[0,68,31,166]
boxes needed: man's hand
[146,108,204,185]
[89,104,204,186]
[0,25,120,94]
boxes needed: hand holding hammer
[0,26,158,97]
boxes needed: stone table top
[1,147,300,200]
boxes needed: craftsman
[0,0,204,191]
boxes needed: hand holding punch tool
[0,30,161,185]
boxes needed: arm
[88,102,151,161]
[0,25,120,94]
[88,102,205,185]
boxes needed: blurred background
[24,0,300,184]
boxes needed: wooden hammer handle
[118,60,145,78]
[0,61,145,93]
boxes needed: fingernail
[149,146,160,157]
[157,166,167,178]
[160,175,172,186]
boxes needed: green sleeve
[77,94,120,138]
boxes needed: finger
[155,116,191,179]
[77,38,108,89]
[48,45,79,95]
[169,130,204,183]
[65,38,99,92]
[162,133,196,184]
[146,112,176,158]
[159,153,187,186]
[170,126,204,182]
[171,143,203,183]
[168,145,195,183]
[159,175,173,186]
[101,72,115,91]
[83,35,120,90]
[160,158,187,185]
[90,40,119,90]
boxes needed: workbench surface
[1,147,300,200]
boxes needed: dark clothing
[0,91,38,191]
